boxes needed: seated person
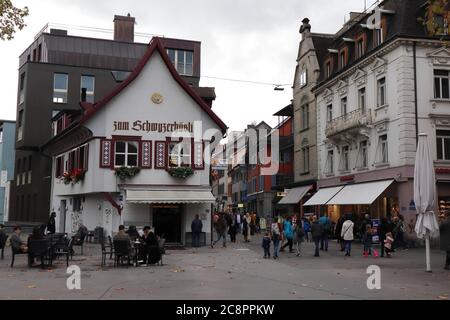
[113,225,134,257]
[126,226,140,242]
[73,224,88,245]
[10,226,28,253]
[27,227,46,266]
[139,226,161,265]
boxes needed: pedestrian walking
[311,216,324,257]
[280,217,294,253]
[235,212,242,234]
[393,215,408,250]
[262,232,271,259]
[384,232,395,258]
[271,221,281,259]
[335,215,345,251]
[228,213,237,243]
[211,214,228,248]
[294,218,305,257]
[439,212,450,270]
[303,218,311,242]
[191,214,203,248]
[319,214,332,252]
[341,216,354,257]
[243,213,251,243]
[378,217,389,257]
[363,224,373,257]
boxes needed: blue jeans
[363,244,372,254]
[273,239,280,258]
[213,232,226,246]
[345,240,352,255]
[192,232,201,248]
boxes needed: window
[326,149,334,174]
[73,197,82,212]
[377,135,389,164]
[301,100,309,129]
[169,141,191,168]
[437,130,450,160]
[115,141,139,167]
[55,156,64,178]
[259,176,264,192]
[21,158,26,186]
[27,156,32,184]
[17,110,23,141]
[358,87,366,112]
[325,61,332,78]
[53,73,68,103]
[357,140,368,169]
[299,67,307,87]
[16,159,21,186]
[0,130,3,143]
[374,21,385,46]
[340,146,350,172]
[434,70,450,99]
[341,97,347,116]
[326,104,333,123]
[19,73,25,104]
[339,49,347,69]
[37,44,42,62]
[252,177,257,194]
[81,75,95,103]
[302,147,310,173]
[167,49,194,76]
[377,77,386,107]
[78,145,88,171]
[356,38,365,58]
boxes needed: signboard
[238,204,244,208]
[113,121,194,134]
[0,171,7,188]
[372,219,380,243]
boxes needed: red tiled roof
[78,37,227,132]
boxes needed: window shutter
[100,139,113,169]
[141,141,152,169]
[155,141,167,169]
[193,141,205,170]
[84,144,89,171]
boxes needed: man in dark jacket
[191,215,203,248]
[47,212,56,235]
[211,214,228,248]
[439,213,450,270]
[335,216,345,251]
[311,216,324,257]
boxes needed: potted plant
[167,167,194,180]
[115,166,141,180]
[61,168,86,185]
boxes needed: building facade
[45,38,227,245]
[0,121,16,223]
[306,0,450,232]
[11,14,215,224]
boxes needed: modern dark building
[10,14,216,224]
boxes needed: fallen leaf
[27,285,37,289]
[438,296,448,300]
[290,291,297,295]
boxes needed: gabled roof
[78,37,227,133]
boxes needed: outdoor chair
[0,233,7,260]
[10,247,28,268]
[28,240,52,268]
[52,237,72,266]
[71,233,86,255]
[107,236,114,260]
[146,238,166,267]
[113,240,132,267]
[86,231,95,243]
[101,238,115,267]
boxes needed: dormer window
[355,34,366,58]
[324,59,333,78]
[339,48,348,70]
[374,18,387,47]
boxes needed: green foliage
[168,167,194,180]
[115,166,141,180]
[0,0,29,40]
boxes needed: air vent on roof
[50,29,68,36]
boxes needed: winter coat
[335,217,345,239]
[215,217,228,234]
[341,220,354,241]
[283,221,294,240]
[439,218,450,252]
[262,236,271,249]
[311,221,324,239]
[191,218,203,233]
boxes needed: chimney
[114,14,135,42]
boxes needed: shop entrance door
[153,205,182,244]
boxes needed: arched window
[299,65,308,87]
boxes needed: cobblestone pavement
[0,235,449,300]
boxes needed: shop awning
[278,185,313,205]
[126,189,216,204]
[303,186,345,206]
[326,180,395,205]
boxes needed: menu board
[371,219,380,243]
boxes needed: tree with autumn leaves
[0,0,28,40]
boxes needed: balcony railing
[325,108,372,138]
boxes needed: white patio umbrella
[414,133,440,272]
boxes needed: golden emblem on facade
[151,93,164,104]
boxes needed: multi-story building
[44,37,227,244]
[0,120,16,223]
[211,144,230,212]
[305,0,450,230]
[228,131,248,213]
[11,14,216,224]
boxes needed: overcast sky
[0,0,367,132]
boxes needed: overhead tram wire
[201,76,291,90]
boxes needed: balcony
[325,109,372,140]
